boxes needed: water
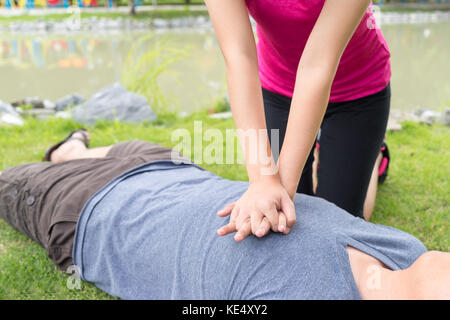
[0,20,449,113]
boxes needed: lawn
[0,114,449,299]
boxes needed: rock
[55,93,85,111]
[3,16,212,34]
[43,99,56,110]
[414,108,426,117]
[442,107,450,127]
[55,111,72,119]
[23,108,56,119]
[170,18,183,28]
[11,96,54,109]
[0,100,24,126]
[71,82,158,125]
[0,101,17,114]
[11,97,39,109]
[389,109,420,123]
[153,19,170,28]
[209,112,232,119]
[0,113,24,126]
[386,117,402,131]
[419,110,441,125]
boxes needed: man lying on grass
[0,130,449,299]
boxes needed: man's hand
[216,177,296,241]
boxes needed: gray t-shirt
[73,161,427,299]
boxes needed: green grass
[0,116,449,299]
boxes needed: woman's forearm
[278,68,333,198]
[225,54,278,184]
[205,0,277,184]
[277,0,371,198]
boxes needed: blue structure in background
[25,0,34,9]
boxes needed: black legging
[263,83,391,218]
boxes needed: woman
[205,0,391,241]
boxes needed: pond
[0,17,449,113]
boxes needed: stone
[54,93,85,111]
[0,100,24,126]
[0,113,24,126]
[153,18,170,28]
[71,82,158,125]
[55,111,72,119]
[11,97,45,109]
[419,110,441,125]
[43,99,56,109]
[209,111,233,119]
[389,109,420,123]
[386,117,402,131]
[442,107,450,127]
[23,108,56,119]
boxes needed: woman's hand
[216,176,296,242]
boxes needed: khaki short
[0,140,188,271]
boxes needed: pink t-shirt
[245,0,391,102]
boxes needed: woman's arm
[278,0,371,198]
[205,0,296,240]
[205,0,273,182]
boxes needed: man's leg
[50,132,187,164]
[0,131,115,251]
[50,131,112,163]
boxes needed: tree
[129,0,136,15]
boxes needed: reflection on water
[383,22,450,111]
[0,22,449,112]
[0,30,227,113]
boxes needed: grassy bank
[1,4,448,25]
[0,8,209,25]
[0,115,449,299]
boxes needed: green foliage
[121,35,189,115]
[211,97,230,113]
